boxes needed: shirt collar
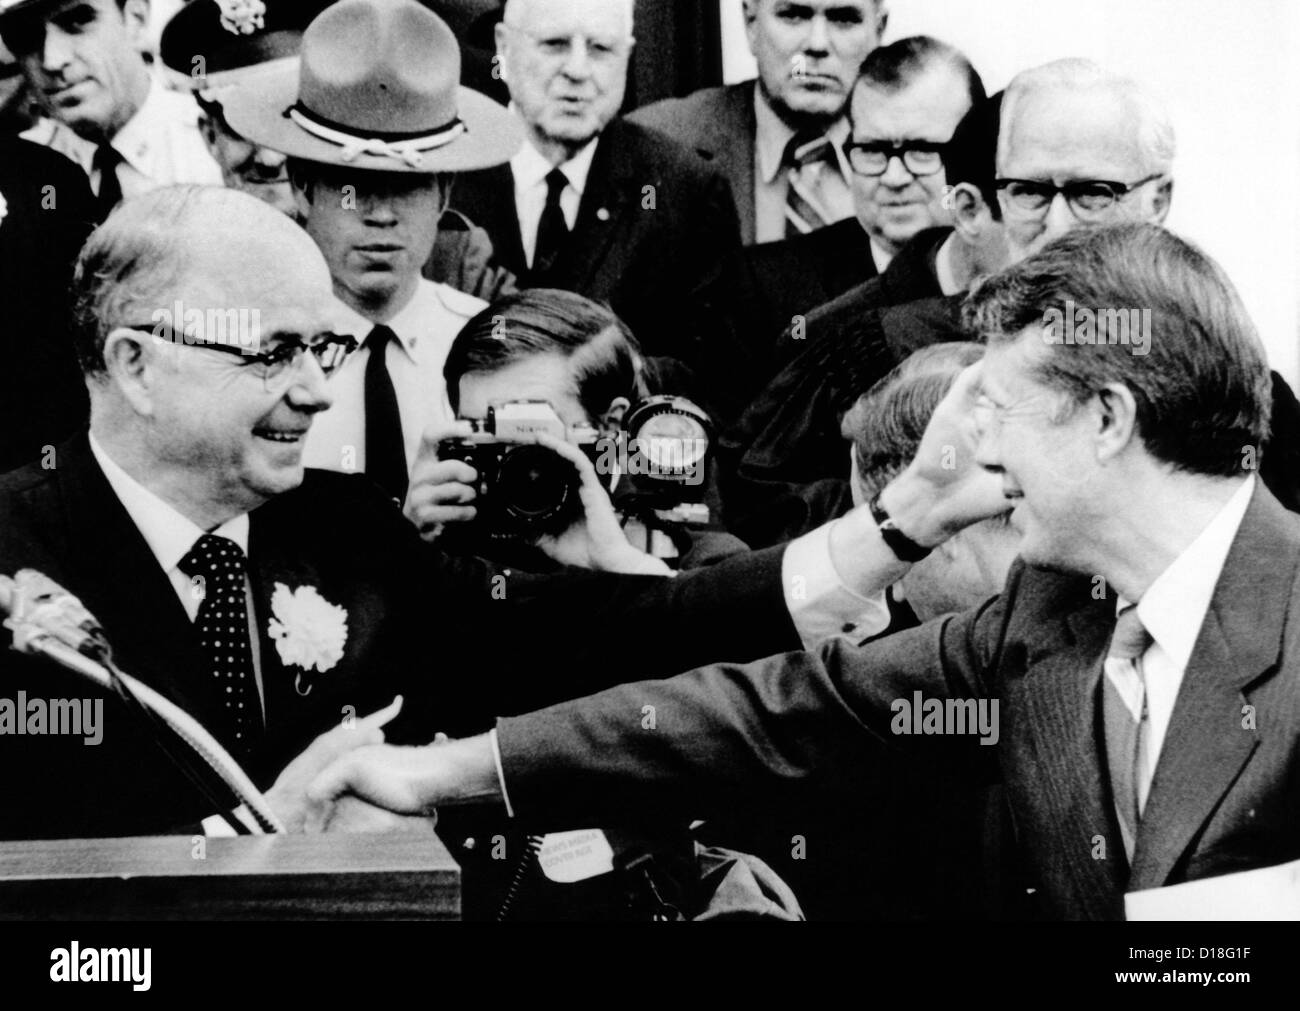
[1119,475,1256,669]
[511,131,601,197]
[111,77,171,176]
[89,432,250,574]
[753,83,850,184]
[328,278,449,364]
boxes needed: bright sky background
[722,0,1300,384]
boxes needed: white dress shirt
[1110,476,1255,814]
[511,134,600,268]
[752,84,854,245]
[869,238,893,275]
[23,77,222,199]
[303,279,487,477]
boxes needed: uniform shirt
[22,76,222,199]
[752,84,854,245]
[303,279,486,476]
[511,133,600,268]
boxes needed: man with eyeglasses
[447,0,742,370]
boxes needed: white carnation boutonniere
[268,583,348,695]
[216,0,267,36]
[0,190,8,230]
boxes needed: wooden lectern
[0,833,461,920]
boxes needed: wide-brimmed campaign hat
[223,0,520,174]
[160,0,339,91]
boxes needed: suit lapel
[54,435,214,721]
[712,85,758,246]
[1016,593,1129,914]
[1128,485,1292,889]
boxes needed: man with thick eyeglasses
[448,0,742,372]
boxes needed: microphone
[1,569,285,833]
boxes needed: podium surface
[0,833,460,920]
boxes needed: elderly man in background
[632,0,886,246]
[0,0,220,218]
[449,0,741,374]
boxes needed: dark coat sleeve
[494,584,1011,829]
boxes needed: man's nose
[42,26,73,74]
[805,15,831,53]
[879,154,914,188]
[561,38,594,79]
[1041,191,1078,241]
[360,193,399,224]
[973,421,1003,473]
[285,353,334,413]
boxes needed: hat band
[287,102,466,169]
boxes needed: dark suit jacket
[498,482,1300,920]
[629,83,760,245]
[0,138,96,474]
[0,434,798,840]
[448,118,741,369]
[719,217,876,406]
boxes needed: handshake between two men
[296,361,1008,830]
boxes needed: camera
[437,401,606,539]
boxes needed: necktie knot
[179,533,247,582]
[1108,605,1153,661]
[785,132,833,171]
[545,167,569,206]
[366,324,397,352]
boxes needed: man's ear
[290,171,314,223]
[102,326,164,417]
[122,0,151,53]
[741,0,760,52]
[1148,176,1174,225]
[947,182,990,240]
[600,396,631,429]
[1093,383,1139,463]
[875,7,890,40]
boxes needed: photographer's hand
[405,425,479,542]
[533,433,673,576]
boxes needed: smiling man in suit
[448,0,741,370]
[312,224,1300,920]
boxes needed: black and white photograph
[0,0,1295,991]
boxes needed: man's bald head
[72,185,332,376]
[996,59,1175,262]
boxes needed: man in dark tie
[0,0,221,219]
[312,223,1300,920]
[222,0,524,503]
[447,0,742,370]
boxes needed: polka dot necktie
[179,534,259,761]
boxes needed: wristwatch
[868,492,932,563]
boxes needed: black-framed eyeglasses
[122,324,357,388]
[994,174,1165,220]
[843,140,946,178]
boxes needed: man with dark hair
[630,0,886,246]
[0,0,220,218]
[724,35,985,400]
[313,224,1300,920]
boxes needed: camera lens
[497,445,573,525]
[636,413,709,478]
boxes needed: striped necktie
[784,132,834,238]
[1102,604,1154,863]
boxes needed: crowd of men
[0,0,1296,922]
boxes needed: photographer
[405,289,747,573]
